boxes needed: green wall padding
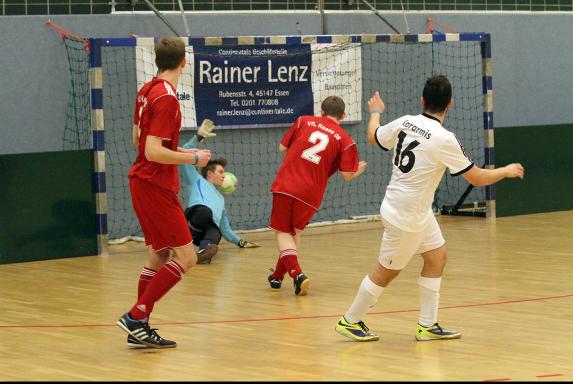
[495,124,573,217]
[0,150,97,264]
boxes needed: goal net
[61,33,492,243]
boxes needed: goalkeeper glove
[197,119,216,142]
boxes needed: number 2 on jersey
[301,131,329,164]
[394,131,420,173]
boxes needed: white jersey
[375,113,473,232]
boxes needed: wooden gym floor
[1,211,572,381]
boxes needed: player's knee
[196,206,213,222]
[147,249,171,270]
[157,248,170,257]
[437,252,448,272]
[441,251,448,266]
[180,255,197,270]
[189,216,208,230]
[371,262,401,287]
[173,247,198,271]
[187,206,213,228]
[430,248,447,266]
[422,247,447,274]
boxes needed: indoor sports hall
[1,0,572,381]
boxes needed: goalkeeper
[180,119,261,264]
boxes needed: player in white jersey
[335,75,524,342]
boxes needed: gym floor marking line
[0,293,571,329]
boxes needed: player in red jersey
[116,36,211,349]
[268,96,368,295]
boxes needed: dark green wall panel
[0,150,97,264]
[495,124,573,217]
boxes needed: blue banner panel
[193,45,313,126]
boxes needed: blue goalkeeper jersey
[179,136,241,245]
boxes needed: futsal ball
[218,172,238,194]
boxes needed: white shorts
[378,215,445,270]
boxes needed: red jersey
[271,115,359,209]
[128,78,182,193]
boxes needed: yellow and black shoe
[415,323,461,341]
[335,316,379,342]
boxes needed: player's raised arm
[367,91,385,144]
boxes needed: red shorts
[129,177,192,252]
[269,193,317,235]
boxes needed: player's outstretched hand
[238,239,262,248]
[368,91,385,114]
[197,119,216,142]
[504,163,524,179]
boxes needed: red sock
[280,250,302,279]
[130,260,185,320]
[138,267,157,299]
[271,249,294,280]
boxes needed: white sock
[418,276,442,327]
[344,275,384,324]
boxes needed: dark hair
[201,158,228,179]
[321,96,345,119]
[422,75,452,113]
[154,36,186,72]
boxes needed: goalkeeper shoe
[415,323,461,341]
[197,244,218,264]
[294,273,310,296]
[335,316,379,342]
